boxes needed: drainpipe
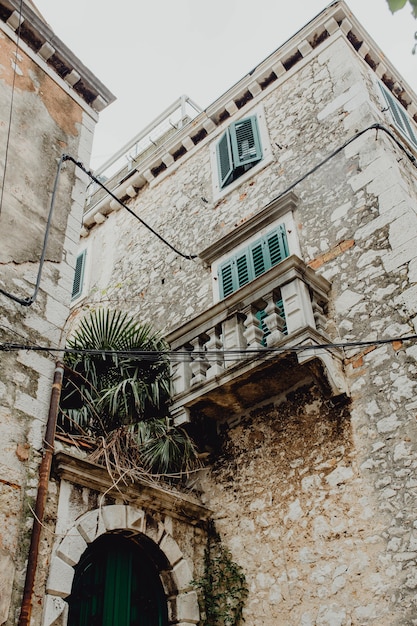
[18,362,64,626]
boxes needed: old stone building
[0,1,114,624]
[30,1,417,624]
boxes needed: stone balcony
[167,255,348,425]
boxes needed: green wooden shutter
[219,261,235,298]
[216,130,234,187]
[250,241,266,277]
[218,226,289,299]
[230,116,262,167]
[72,250,86,299]
[235,250,252,288]
[266,224,289,267]
[380,83,417,148]
[218,250,252,298]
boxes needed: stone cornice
[54,450,211,525]
[199,192,299,265]
[0,0,115,111]
[83,0,417,227]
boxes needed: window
[210,104,272,198]
[68,534,168,626]
[71,250,86,300]
[379,83,417,150]
[216,115,262,188]
[217,224,289,298]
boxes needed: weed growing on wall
[193,520,248,626]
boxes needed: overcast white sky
[34,0,417,170]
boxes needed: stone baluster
[171,347,192,395]
[242,305,264,349]
[280,278,315,334]
[190,336,210,385]
[205,325,224,379]
[263,293,286,347]
[222,313,247,366]
[312,295,327,333]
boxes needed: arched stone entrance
[42,504,200,626]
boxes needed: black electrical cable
[1,123,416,306]
[1,333,417,360]
[63,155,198,261]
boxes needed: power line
[63,155,198,261]
[1,123,416,307]
[1,334,416,361]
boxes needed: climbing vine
[193,520,248,626]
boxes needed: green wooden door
[68,534,168,626]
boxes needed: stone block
[102,504,127,531]
[56,531,87,566]
[46,556,75,597]
[159,533,183,566]
[176,591,200,624]
[126,506,145,533]
[172,559,193,592]
[77,509,106,543]
[0,549,14,624]
[42,594,68,626]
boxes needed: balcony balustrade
[167,255,347,424]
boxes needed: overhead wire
[1,333,416,361]
[63,155,198,261]
[0,123,416,307]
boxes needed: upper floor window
[210,104,273,199]
[216,116,262,188]
[379,82,417,150]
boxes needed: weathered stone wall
[39,454,207,626]
[68,32,417,625]
[0,21,99,626]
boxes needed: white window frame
[210,103,273,201]
[199,192,301,303]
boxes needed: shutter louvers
[219,262,234,298]
[72,251,86,299]
[380,83,417,149]
[217,130,234,187]
[231,116,262,167]
[236,252,251,288]
[218,225,289,300]
[267,224,289,267]
[251,242,266,277]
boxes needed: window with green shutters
[68,534,168,626]
[217,225,289,343]
[218,224,289,298]
[216,115,262,188]
[71,250,86,300]
[379,83,417,149]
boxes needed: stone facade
[0,1,114,624]
[45,2,417,625]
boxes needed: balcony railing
[167,256,348,424]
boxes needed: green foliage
[60,309,171,435]
[387,0,417,17]
[193,521,248,626]
[59,309,200,479]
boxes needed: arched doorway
[67,533,168,626]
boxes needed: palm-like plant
[60,309,200,480]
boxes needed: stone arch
[42,504,200,626]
